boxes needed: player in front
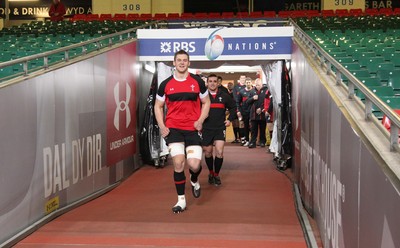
[154,50,210,213]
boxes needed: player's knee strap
[186,145,203,160]
[169,143,185,157]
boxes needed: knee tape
[186,145,203,160]
[169,143,185,157]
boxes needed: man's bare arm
[154,99,169,137]
[194,96,210,131]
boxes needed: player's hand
[160,126,170,138]
[194,120,203,131]
[224,120,231,127]
[256,108,262,115]
[253,95,258,100]
[237,111,242,118]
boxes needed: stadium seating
[263,11,277,18]
[365,8,379,16]
[0,19,146,81]
[358,77,383,87]
[208,12,221,18]
[249,11,263,18]
[140,13,152,20]
[180,12,195,19]
[221,12,234,18]
[295,13,400,119]
[321,10,335,17]
[126,13,140,20]
[100,14,112,21]
[167,13,180,19]
[295,13,400,117]
[335,9,350,17]
[379,8,393,16]
[2,8,400,116]
[113,13,127,21]
[86,14,100,21]
[153,13,167,20]
[236,12,249,18]
[349,9,363,16]
[194,12,208,19]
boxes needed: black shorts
[201,128,226,146]
[164,128,202,147]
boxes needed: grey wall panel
[339,117,361,248]
[359,145,400,248]
[0,42,139,245]
[292,39,400,248]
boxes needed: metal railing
[0,21,160,86]
[160,19,290,29]
[291,20,400,152]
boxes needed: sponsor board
[45,196,60,214]
[43,134,103,198]
[285,0,321,10]
[138,27,293,61]
[0,42,138,246]
[365,0,398,8]
[0,0,92,19]
[106,43,137,165]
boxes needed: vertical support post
[390,123,399,152]
[365,98,372,120]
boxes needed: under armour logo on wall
[114,82,131,131]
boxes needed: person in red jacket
[49,0,66,22]
[263,88,273,145]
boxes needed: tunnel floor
[16,143,315,247]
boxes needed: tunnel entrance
[136,26,293,169]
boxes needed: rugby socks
[174,171,186,195]
[205,156,214,175]
[214,157,223,176]
[234,127,239,140]
[239,128,245,140]
[189,165,202,183]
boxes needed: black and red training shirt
[157,73,208,131]
[203,89,236,130]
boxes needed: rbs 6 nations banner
[137,27,293,61]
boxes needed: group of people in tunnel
[230,74,273,149]
[154,49,273,213]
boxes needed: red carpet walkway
[17,144,308,248]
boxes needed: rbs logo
[173,42,196,52]
[160,41,196,53]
